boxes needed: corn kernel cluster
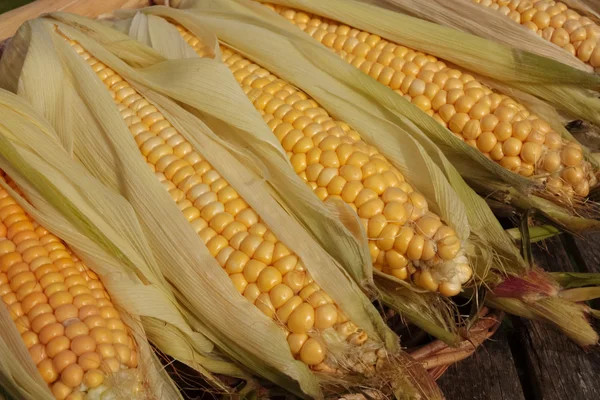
[65,36,387,374]
[266,3,597,199]
[0,173,138,400]
[473,0,600,68]
[176,25,473,297]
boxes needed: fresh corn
[60,32,390,375]
[263,2,597,199]
[0,172,140,400]
[175,24,472,296]
[473,0,600,68]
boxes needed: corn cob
[60,32,392,375]
[175,25,472,297]
[263,2,597,200]
[0,173,140,400]
[473,0,600,69]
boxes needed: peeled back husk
[116,0,599,346]
[0,16,442,399]
[0,89,185,399]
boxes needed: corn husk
[263,0,600,129]
[113,5,479,344]
[187,0,600,231]
[0,16,442,399]
[367,0,592,73]
[563,0,600,19]
[0,89,185,399]
[116,0,600,346]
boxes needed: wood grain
[516,318,600,400]
[0,0,151,41]
[507,234,600,400]
[437,327,526,400]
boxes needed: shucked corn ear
[57,29,394,377]
[176,24,472,297]
[0,173,141,400]
[262,2,598,200]
[472,0,600,69]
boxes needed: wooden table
[437,231,600,400]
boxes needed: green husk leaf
[505,225,561,243]
[485,294,599,346]
[550,272,600,288]
[265,0,600,127]
[559,287,600,302]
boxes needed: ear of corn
[472,0,600,69]
[265,2,597,198]
[0,15,444,399]
[260,0,600,147]
[175,24,473,297]
[187,0,600,231]
[357,0,595,73]
[124,1,600,346]
[0,92,176,399]
[0,176,142,400]
[0,88,246,398]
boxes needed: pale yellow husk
[262,0,600,128]
[368,0,591,72]
[170,0,600,231]
[115,1,599,346]
[112,7,477,343]
[0,89,184,400]
[0,16,443,399]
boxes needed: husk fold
[121,0,600,346]
[263,0,600,129]
[0,89,184,399]
[112,4,472,344]
[0,15,443,399]
[369,0,592,72]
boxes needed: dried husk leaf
[140,0,525,274]
[0,90,184,399]
[112,5,470,343]
[369,0,591,72]
[127,1,600,346]
[206,0,600,231]
[0,16,442,398]
[0,18,317,398]
[264,0,600,128]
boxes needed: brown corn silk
[50,25,410,386]
[472,0,600,70]
[262,2,598,202]
[0,173,141,400]
[176,24,472,297]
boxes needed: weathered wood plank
[568,231,600,274]
[508,232,600,400]
[437,327,525,400]
[515,317,600,400]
